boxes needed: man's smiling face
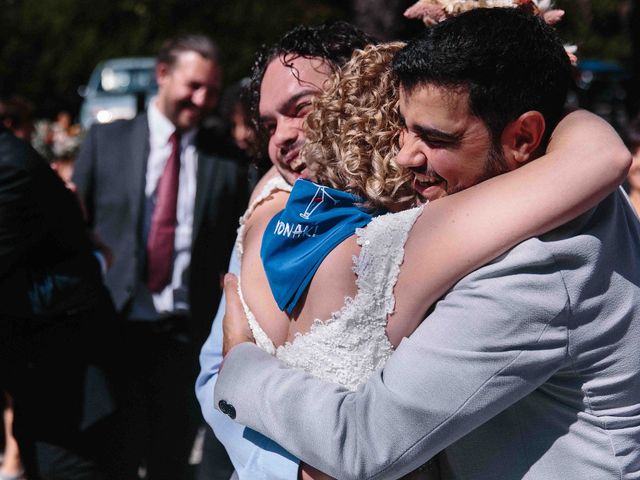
[155,51,222,131]
[259,55,332,185]
[396,84,508,202]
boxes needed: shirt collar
[148,97,197,148]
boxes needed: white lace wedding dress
[237,176,423,391]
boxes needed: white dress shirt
[129,100,198,319]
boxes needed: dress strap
[354,206,425,325]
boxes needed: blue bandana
[261,179,377,315]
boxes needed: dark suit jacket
[73,114,248,346]
[0,126,117,440]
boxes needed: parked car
[79,57,157,130]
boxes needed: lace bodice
[274,206,423,390]
[237,181,423,391]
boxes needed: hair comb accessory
[404,0,577,64]
[405,1,561,26]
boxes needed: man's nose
[192,88,216,109]
[396,137,426,169]
[192,88,205,107]
[273,118,299,148]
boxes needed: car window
[98,67,157,94]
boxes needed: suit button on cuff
[218,400,236,419]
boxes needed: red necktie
[146,131,180,292]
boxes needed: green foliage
[0,0,347,117]
[0,0,629,117]
[555,0,629,63]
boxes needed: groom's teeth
[416,177,438,186]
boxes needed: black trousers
[19,417,117,480]
[194,425,234,480]
[112,317,200,480]
[1,294,119,480]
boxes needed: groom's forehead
[399,84,471,123]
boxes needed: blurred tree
[0,0,632,119]
[0,0,347,119]
[351,0,423,41]
[555,0,629,62]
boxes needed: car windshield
[98,67,157,94]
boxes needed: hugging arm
[386,109,630,342]
[216,244,573,479]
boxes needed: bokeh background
[0,0,635,126]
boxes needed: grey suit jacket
[73,114,248,345]
[215,190,640,479]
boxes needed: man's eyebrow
[412,123,463,143]
[260,89,318,124]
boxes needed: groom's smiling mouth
[412,171,448,202]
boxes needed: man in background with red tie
[74,35,248,479]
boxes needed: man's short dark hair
[393,7,571,146]
[248,21,374,138]
[0,95,33,130]
[157,34,220,69]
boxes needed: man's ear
[156,62,170,87]
[501,111,546,166]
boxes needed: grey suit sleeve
[214,240,571,479]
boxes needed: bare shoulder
[294,235,360,328]
[249,166,281,204]
[240,187,291,346]
[244,189,289,238]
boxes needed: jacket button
[218,400,236,419]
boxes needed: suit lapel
[128,115,150,226]
[193,148,218,244]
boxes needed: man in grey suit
[214,8,640,479]
[74,35,247,479]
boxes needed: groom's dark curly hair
[247,21,374,150]
[393,7,571,148]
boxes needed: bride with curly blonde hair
[303,42,416,212]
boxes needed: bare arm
[386,109,630,345]
[240,189,291,347]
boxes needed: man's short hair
[247,21,374,135]
[157,34,220,69]
[393,7,571,146]
[0,95,33,127]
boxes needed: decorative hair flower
[405,0,564,25]
[404,0,577,65]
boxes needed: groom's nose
[397,132,426,169]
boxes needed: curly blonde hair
[301,42,418,212]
